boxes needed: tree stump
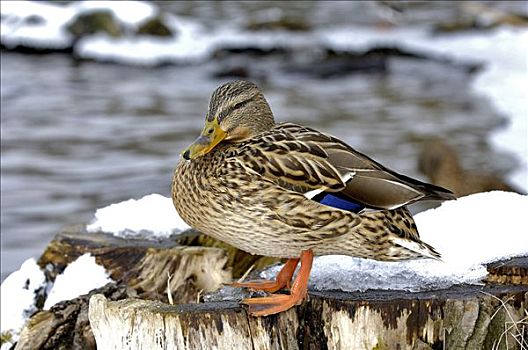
[37,226,279,304]
[89,283,527,350]
[10,226,279,350]
[11,225,528,350]
[15,284,134,350]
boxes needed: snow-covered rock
[0,1,75,50]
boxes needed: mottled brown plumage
[172,80,454,316]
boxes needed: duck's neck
[245,99,275,134]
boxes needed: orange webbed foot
[241,250,313,317]
[242,293,304,317]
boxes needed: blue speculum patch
[312,192,364,213]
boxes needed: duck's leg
[242,249,313,317]
[229,258,299,292]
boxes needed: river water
[0,1,523,280]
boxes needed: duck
[172,80,455,317]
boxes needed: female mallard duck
[172,80,455,316]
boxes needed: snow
[86,193,191,238]
[474,31,528,191]
[0,191,524,346]
[0,254,110,346]
[262,191,528,292]
[0,258,46,347]
[75,14,211,65]
[0,1,75,49]
[323,26,528,192]
[43,253,112,310]
[0,0,157,50]
[73,1,157,26]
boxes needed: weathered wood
[37,227,234,304]
[15,283,134,350]
[89,284,528,350]
[486,256,528,285]
[37,226,279,302]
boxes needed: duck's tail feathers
[391,237,442,260]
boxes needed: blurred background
[1,1,527,280]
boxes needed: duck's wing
[236,123,455,211]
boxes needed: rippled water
[1,1,521,280]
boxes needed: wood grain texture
[89,284,528,350]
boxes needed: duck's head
[182,80,275,160]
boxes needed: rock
[212,66,252,79]
[285,47,410,78]
[433,3,528,34]
[213,46,288,59]
[136,16,174,37]
[208,45,479,81]
[88,284,528,349]
[285,46,483,78]
[245,17,312,32]
[286,50,388,78]
[209,46,288,80]
[24,15,45,26]
[67,10,122,39]
[418,138,520,197]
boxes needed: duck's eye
[207,128,214,135]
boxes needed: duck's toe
[242,293,303,317]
